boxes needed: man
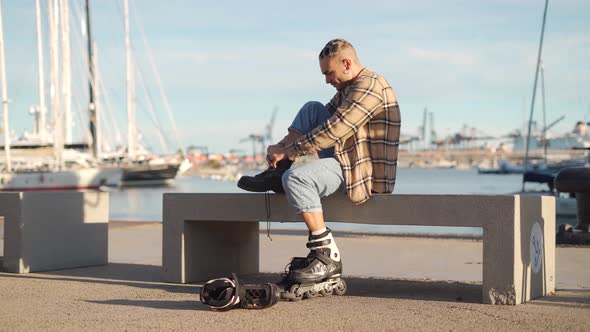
[240,39,401,284]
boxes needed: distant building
[512,121,590,151]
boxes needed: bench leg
[482,195,555,304]
[163,220,259,283]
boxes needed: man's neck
[340,66,364,90]
[351,65,364,78]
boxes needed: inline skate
[279,228,347,300]
[200,273,281,310]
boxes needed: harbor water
[108,168,567,236]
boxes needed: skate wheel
[289,284,303,301]
[319,288,333,297]
[304,289,319,299]
[334,280,347,296]
[280,292,297,301]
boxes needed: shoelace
[264,191,272,241]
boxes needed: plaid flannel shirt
[284,68,401,204]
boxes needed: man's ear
[342,58,352,72]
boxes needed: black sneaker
[237,159,293,193]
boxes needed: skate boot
[200,273,281,310]
[237,159,293,193]
[280,228,347,301]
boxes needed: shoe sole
[237,178,273,192]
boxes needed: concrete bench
[1,191,109,273]
[162,193,555,305]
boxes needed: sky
[2,0,589,154]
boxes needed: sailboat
[116,0,189,186]
[517,0,583,219]
[0,0,122,191]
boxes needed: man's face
[320,56,349,91]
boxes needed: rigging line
[74,64,120,153]
[94,94,115,153]
[113,0,125,25]
[133,55,167,133]
[97,69,123,144]
[97,70,123,146]
[100,113,116,153]
[69,4,119,155]
[72,94,91,145]
[98,0,125,71]
[81,1,135,152]
[69,38,96,144]
[79,35,124,147]
[69,33,90,126]
[69,0,90,79]
[130,0,184,153]
[134,57,170,153]
[68,1,96,143]
[72,0,125,104]
[522,0,549,192]
[117,0,169,153]
[71,85,90,144]
[68,12,118,152]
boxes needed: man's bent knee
[301,101,326,118]
[281,168,304,192]
[302,101,324,111]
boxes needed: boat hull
[121,162,181,186]
[0,167,123,191]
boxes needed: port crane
[239,107,278,158]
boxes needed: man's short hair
[319,39,355,59]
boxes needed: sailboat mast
[35,0,47,143]
[60,0,72,144]
[124,0,136,160]
[49,0,63,169]
[93,42,101,158]
[86,0,97,158]
[540,61,547,164]
[521,0,549,191]
[0,0,11,172]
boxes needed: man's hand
[266,145,287,169]
[266,143,283,155]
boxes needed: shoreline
[185,148,589,178]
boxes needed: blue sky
[2,0,589,153]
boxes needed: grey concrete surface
[162,193,555,304]
[0,191,109,273]
[0,222,588,331]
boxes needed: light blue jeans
[282,101,345,214]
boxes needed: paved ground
[1,222,589,331]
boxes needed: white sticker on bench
[530,222,543,274]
